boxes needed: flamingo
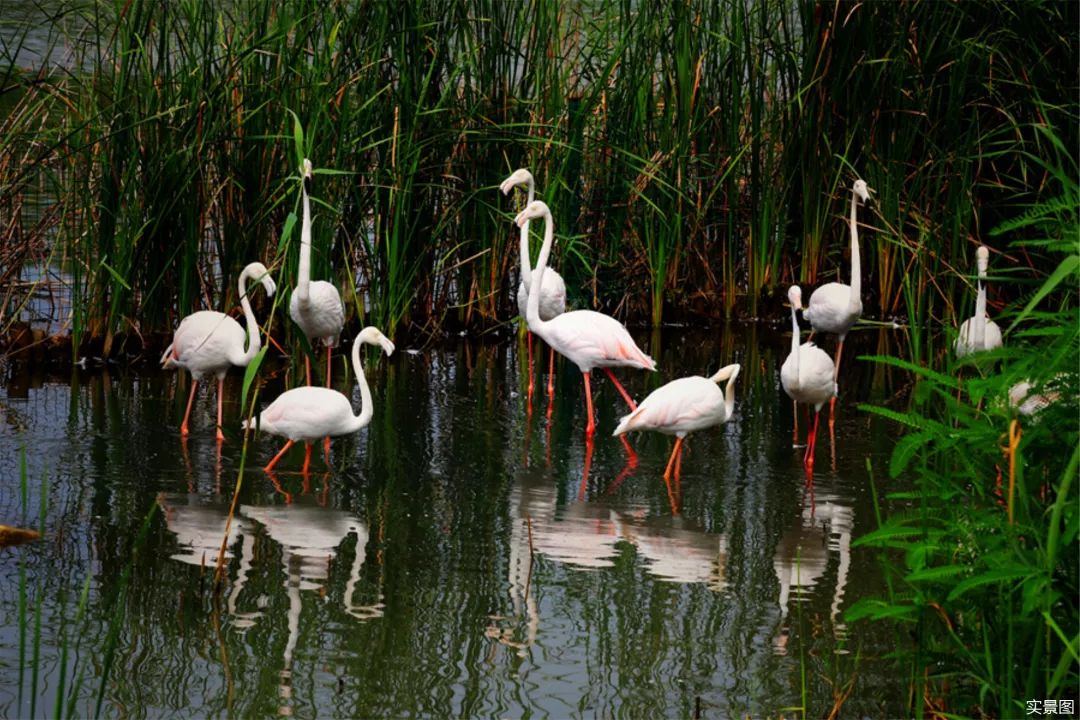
[612,363,741,481]
[513,200,656,438]
[500,168,567,402]
[781,285,837,471]
[954,245,1002,357]
[803,178,872,426]
[162,261,276,440]
[244,326,394,473]
[289,158,345,387]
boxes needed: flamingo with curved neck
[515,200,655,438]
[612,363,741,482]
[162,262,277,440]
[245,326,394,473]
[501,169,566,402]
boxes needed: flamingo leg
[526,332,535,401]
[302,442,312,475]
[804,410,821,469]
[618,434,638,466]
[582,370,596,438]
[674,439,684,480]
[663,437,684,480]
[305,356,313,387]
[326,346,333,388]
[578,438,594,501]
[180,379,199,436]
[216,378,226,442]
[546,346,556,401]
[602,367,638,411]
[792,399,799,446]
[265,440,295,472]
[829,339,845,431]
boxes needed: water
[0,325,908,718]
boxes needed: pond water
[0,325,909,718]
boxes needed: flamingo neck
[723,368,739,419]
[973,267,987,348]
[297,183,312,304]
[526,206,554,331]
[848,191,861,311]
[789,303,801,382]
[518,181,536,291]
[233,267,262,366]
[350,336,375,430]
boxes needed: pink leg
[602,367,638,411]
[302,442,312,475]
[582,371,596,439]
[180,379,198,436]
[578,437,594,501]
[216,378,226,442]
[265,440,295,472]
[663,437,684,480]
[526,332,535,401]
[305,356,312,387]
[792,399,799,446]
[804,410,821,469]
[546,346,556,400]
[829,340,845,431]
[324,346,333,456]
[326,346,333,388]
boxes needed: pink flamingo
[781,286,836,472]
[500,168,566,402]
[162,262,276,440]
[513,200,655,438]
[612,363,741,481]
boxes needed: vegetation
[1,1,1076,716]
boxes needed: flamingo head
[853,179,873,203]
[499,168,534,196]
[302,158,313,194]
[976,245,990,275]
[709,363,741,385]
[244,262,276,298]
[358,326,396,357]
[514,200,550,228]
[787,285,803,308]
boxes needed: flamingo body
[536,309,655,374]
[803,282,861,340]
[516,277,566,323]
[164,311,248,381]
[613,369,739,439]
[289,281,345,349]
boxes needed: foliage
[850,141,1079,717]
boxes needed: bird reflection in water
[240,499,375,714]
[772,489,853,654]
[616,510,727,591]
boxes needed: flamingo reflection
[772,490,853,653]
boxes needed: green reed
[850,140,1079,716]
[0,0,1074,351]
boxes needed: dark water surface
[0,325,910,718]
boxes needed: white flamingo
[781,285,837,471]
[803,178,872,424]
[244,326,394,472]
[162,262,276,440]
[500,168,567,401]
[289,159,345,387]
[954,245,1002,357]
[514,200,655,438]
[612,364,741,481]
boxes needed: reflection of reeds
[0,0,1073,358]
